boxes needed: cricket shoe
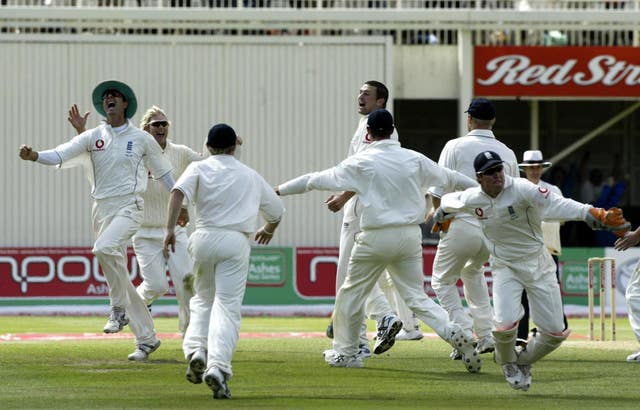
[186,348,207,384]
[518,364,532,391]
[103,306,129,334]
[128,339,161,362]
[204,367,231,399]
[323,349,363,368]
[357,343,371,360]
[449,326,481,373]
[626,351,640,362]
[475,335,495,355]
[373,315,403,355]
[501,362,526,390]
[395,328,424,341]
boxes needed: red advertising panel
[474,46,640,97]
[295,247,339,299]
[0,248,141,298]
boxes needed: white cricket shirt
[343,115,399,223]
[279,139,475,230]
[539,180,563,255]
[53,121,172,200]
[441,175,589,262]
[173,154,284,234]
[428,129,519,227]
[142,141,204,227]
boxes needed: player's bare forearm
[176,207,190,227]
[163,190,184,256]
[255,220,280,245]
[325,191,355,212]
[166,191,184,230]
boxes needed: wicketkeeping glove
[431,207,454,234]
[585,207,631,237]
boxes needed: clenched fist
[19,145,38,161]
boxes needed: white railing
[2,0,639,8]
[1,3,638,45]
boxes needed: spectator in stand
[593,156,627,246]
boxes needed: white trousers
[625,261,640,342]
[337,218,420,340]
[92,195,157,345]
[133,226,194,334]
[491,249,564,334]
[333,225,453,356]
[431,218,493,339]
[182,229,250,377]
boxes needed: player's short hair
[140,105,170,131]
[208,145,236,155]
[367,109,394,138]
[364,80,389,108]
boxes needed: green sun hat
[92,80,138,119]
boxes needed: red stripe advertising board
[474,46,640,98]
[0,248,139,297]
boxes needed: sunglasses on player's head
[480,165,503,176]
[150,121,169,127]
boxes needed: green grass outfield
[0,316,638,409]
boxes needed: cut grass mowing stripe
[2,330,596,342]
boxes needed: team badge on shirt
[92,139,105,151]
[126,141,133,157]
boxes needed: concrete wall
[394,45,458,99]
[1,36,391,247]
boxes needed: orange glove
[431,220,452,234]
[586,207,631,237]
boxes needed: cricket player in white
[429,98,518,359]
[613,227,640,362]
[277,109,482,372]
[132,106,204,335]
[68,104,205,335]
[325,81,422,356]
[164,123,284,400]
[19,80,173,361]
[438,150,630,390]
